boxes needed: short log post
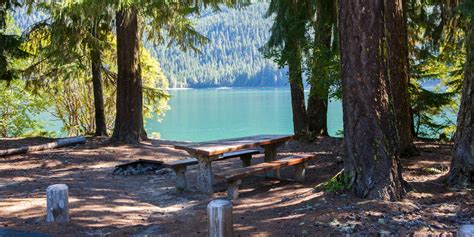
[263,144,280,178]
[207,199,233,237]
[174,166,187,192]
[227,179,241,200]
[458,225,474,237]
[46,184,69,223]
[240,155,252,167]
[294,162,308,182]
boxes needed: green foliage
[0,7,29,81]
[260,0,309,69]
[151,3,287,87]
[422,167,443,174]
[19,0,170,136]
[15,3,287,88]
[25,30,169,136]
[305,0,340,99]
[314,170,350,194]
[410,84,457,138]
[458,0,474,18]
[407,0,466,139]
[0,80,48,137]
[0,0,20,28]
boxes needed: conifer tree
[262,0,310,136]
[339,0,409,200]
[448,0,474,186]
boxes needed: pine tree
[24,1,113,136]
[306,0,338,137]
[385,0,418,156]
[339,0,409,200]
[262,0,310,136]
[0,0,28,81]
[448,0,474,186]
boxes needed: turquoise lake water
[145,88,343,142]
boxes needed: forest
[0,0,473,236]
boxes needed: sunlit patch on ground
[0,137,472,236]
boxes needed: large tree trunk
[288,40,308,136]
[385,0,418,156]
[307,0,334,137]
[339,0,408,200]
[448,22,474,187]
[307,87,328,136]
[111,7,146,144]
[90,26,107,137]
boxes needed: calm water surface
[146,88,343,142]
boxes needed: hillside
[13,3,288,88]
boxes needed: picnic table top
[174,134,293,157]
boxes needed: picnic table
[174,134,293,193]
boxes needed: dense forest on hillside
[14,3,288,88]
[152,3,288,88]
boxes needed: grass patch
[422,167,443,174]
[314,170,350,193]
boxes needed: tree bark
[307,0,334,137]
[448,22,474,187]
[307,87,328,136]
[339,0,408,200]
[111,7,146,144]
[288,40,308,136]
[90,26,107,137]
[385,0,418,156]
[0,136,86,157]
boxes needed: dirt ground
[0,137,472,236]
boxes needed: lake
[145,87,343,142]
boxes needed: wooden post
[294,162,308,182]
[240,155,252,167]
[263,144,280,178]
[46,184,69,223]
[207,199,233,237]
[174,166,187,192]
[458,225,474,237]
[227,179,241,200]
[197,155,215,194]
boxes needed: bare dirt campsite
[0,137,472,236]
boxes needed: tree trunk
[307,0,334,137]
[111,7,146,144]
[339,0,408,200]
[307,87,328,136]
[288,39,308,136]
[448,22,474,187]
[385,0,418,156]
[90,26,107,137]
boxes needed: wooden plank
[163,158,198,168]
[174,134,293,156]
[215,155,315,182]
[218,149,260,161]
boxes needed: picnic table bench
[215,154,316,199]
[164,149,260,191]
[173,134,294,194]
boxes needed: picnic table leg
[264,144,280,178]
[197,155,214,194]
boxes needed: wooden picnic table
[174,134,293,193]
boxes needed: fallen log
[0,136,86,157]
